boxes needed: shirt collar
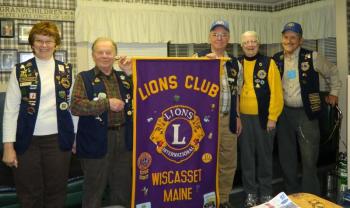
[94,67,114,78]
[244,53,260,61]
[210,48,228,58]
[224,51,229,58]
[284,47,301,60]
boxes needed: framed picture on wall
[55,22,63,40]
[0,19,14,38]
[18,24,33,44]
[0,49,17,71]
[55,50,67,62]
[18,51,34,63]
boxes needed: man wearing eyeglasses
[273,22,341,195]
[238,31,283,207]
[194,20,242,208]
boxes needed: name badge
[20,82,32,87]
[287,70,297,80]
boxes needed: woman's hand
[2,143,18,168]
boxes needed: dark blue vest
[15,58,74,154]
[239,54,271,129]
[197,49,239,133]
[273,48,321,120]
[76,68,133,159]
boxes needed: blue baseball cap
[210,20,230,32]
[282,22,303,36]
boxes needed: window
[167,38,336,63]
[168,43,190,57]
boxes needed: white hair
[240,31,260,47]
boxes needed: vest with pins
[273,48,321,120]
[238,54,271,129]
[76,68,133,158]
[15,58,74,154]
[197,49,239,133]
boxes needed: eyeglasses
[243,40,258,46]
[94,50,114,57]
[210,32,229,39]
[34,39,55,46]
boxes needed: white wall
[0,84,6,92]
[335,0,349,186]
[335,0,348,153]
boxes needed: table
[289,193,342,208]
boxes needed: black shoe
[260,195,273,203]
[219,202,233,208]
[244,193,258,208]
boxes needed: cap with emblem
[282,22,303,36]
[210,20,230,32]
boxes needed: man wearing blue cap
[194,20,242,208]
[273,22,341,195]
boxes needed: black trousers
[13,134,71,208]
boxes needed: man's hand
[325,95,338,107]
[266,120,276,132]
[117,56,132,75]
[109,98,125,112]
[2,143,18,168]
[236,117,242,137]
[205,53,218,59]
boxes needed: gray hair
[240,31,260,47]
[91,37,118,54]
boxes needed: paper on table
[253,192,300,208]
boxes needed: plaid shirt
[220,62,230,114]
[71,68,125,126]
[220,52,243,114]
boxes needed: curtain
[75,0,335,44]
